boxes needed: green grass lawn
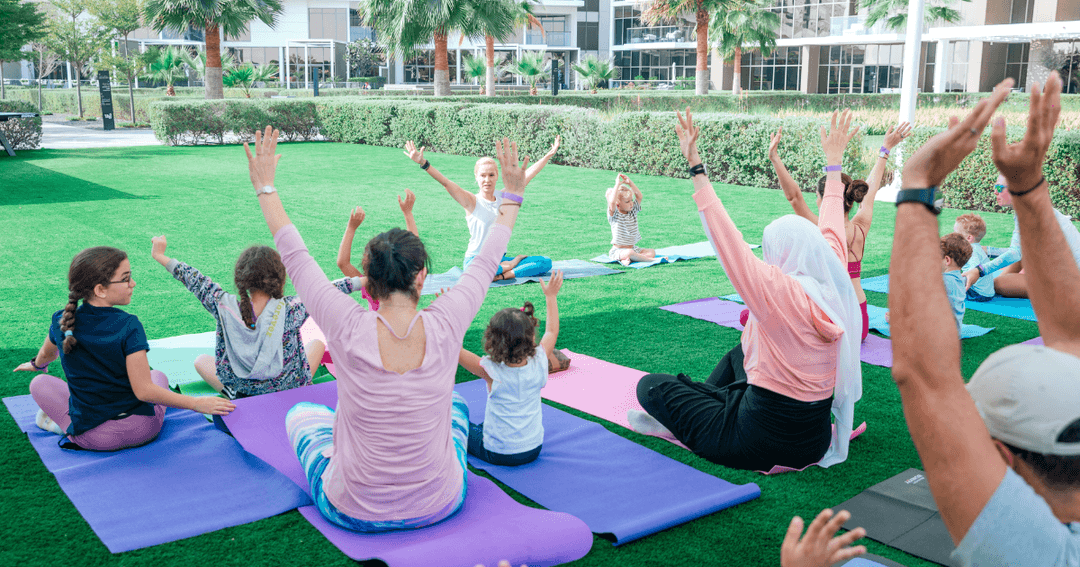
[0,142,1052,567]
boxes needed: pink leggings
[30,371,169,451]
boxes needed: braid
[60,293,80,354]
[238,288,256,329]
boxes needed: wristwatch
[895,187,943,215]
[255,185,276,197]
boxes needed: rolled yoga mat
[420,259,621,296]
[221,382,593,567]
[590,240,759,269]
[2,394,311,553]
[457,378,761,545]
[663,297,894,368]
[860,274,1037,322]
[539,350,865,475]
[832,468,958,567]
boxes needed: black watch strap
[688,163,706,177]
[896,187,943,215]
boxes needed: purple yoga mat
[222,383,593,567]
[457,379,761,545]
[661,298,895,368]
[3,395,310,553]
[1021,336,1044,346]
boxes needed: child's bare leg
[306,339,326,377]
[627,249,657,263]
[1000,260,1023,275]
[194,354,225,392]
[994,273,1029,298]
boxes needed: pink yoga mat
[543,349,866,474]
[661,298,895,368]
[301,318,337,376]
[223,382,593,567]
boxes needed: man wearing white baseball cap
[889,70,1080,567]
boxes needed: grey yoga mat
[833,469,958,567]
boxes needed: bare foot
[628,410,673,437]
[547,350,571,374]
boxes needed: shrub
[0,100,43,150]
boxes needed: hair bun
[521,301,535,317]
[849,179,870,204]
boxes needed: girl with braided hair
[14,247,234,450]
[151,237,363,398]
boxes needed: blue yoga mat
[591,240,759,269]
[420,259,621,295]
[864,304,994,339]
[454,379,761,545]
[861,274,1037,322]
[3,394,310,553]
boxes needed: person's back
[940,233,972,331]
[480,347,548,455]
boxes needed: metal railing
[625,25,695,45]
[525,31,570,46]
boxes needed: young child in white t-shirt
[606,174,662,266]
[458,271,563,466]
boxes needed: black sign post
[98,70,115,131]
[313,70,319,97]
[551,59,559,96]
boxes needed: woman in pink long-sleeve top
[244,127,533,531]
[630,110,863,472]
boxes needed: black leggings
[636,344,832,471]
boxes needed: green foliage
[148,98,321,144]
[140,46,189,93]
[859,0,969,31]
[0,100,42,149]
[183,50,237,81]
[45,0,108,78]
[0,0,48,63]
[709,0,779,63]
[345,37,385,78]
[905,127,1080,219]
[509,50,549,90]
[572,54,619,91]
[462,53,487,82]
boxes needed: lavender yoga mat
[661,298,894,367]
[222,382,593,567]
[2,394,310,553]
[458,379,761,545]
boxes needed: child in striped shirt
[606,174,661,266]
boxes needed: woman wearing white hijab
[630,109,863,471]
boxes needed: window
[766,0,850,40]
[404,49,458,84]
[1009,0,1034,24]
[740,46,801,91]
[529,16,568,46]
[820,43,906,93]
[614,48,696,83]
[613,6,640,46]
[309,8,347,42]
[577,22,599,51]
[1004,43,1029,87]
[349,9,376,42]
[1052,41,1080,94]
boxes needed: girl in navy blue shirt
[14,247,234,450]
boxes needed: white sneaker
[35,409,64,435]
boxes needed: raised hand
[539,270,563,298]
[546,135,561,157]
[398,189,416,214]
[620,174,639,191]
[243,125,281,190]
[675,107,702,165]
[769,127,783,160]
[495,137,530,196]
[884,121,913,150]
[781,509,867,567]
[902,78,1013,189]
[992,72,1062,194]
[193,396,236,416]
[403,140,426,165]
[820,110,860,166]
[347,206,365,230]
[151,235,168,260]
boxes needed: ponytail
[238,288,256,329]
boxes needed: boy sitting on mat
[606,173,665,266]
[458,271,565,466]
[885,233,970,332]
[889,73,1080,567]
[954,212,997,302]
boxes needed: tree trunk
[485,35,495,97]
[695,8,709,96]
[128,76,136,122]
[732,46,742,96]
[37,79,43,112]
[205,23,224,99]
[433,31,450,96]
[75,65,84,117]
[1,68,6,99]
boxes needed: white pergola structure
[283,39,347,90]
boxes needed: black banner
[98,70,114,131]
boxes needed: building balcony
[526,31,571,47]
[829,16,890,37]
[625,25,695,45]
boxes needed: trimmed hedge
[905,127,1080,219]
[151,97,863,190]
[0,100,43,150]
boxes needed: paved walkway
[41,122,162,150]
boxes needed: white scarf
[760,215,863,468]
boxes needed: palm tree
[183,50,237,83]
[140,45,188,95]
[572,54,619,93]
[473,0,542,98]
[858,0,967,31]
[462,52,488,92]
[510,49,548,95]
[709,0,779,95]
[143,0,282,99]
[641,0,729,95]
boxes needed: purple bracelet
[499,191,523,204]
[823,164,842,173]
[879,146,890,155]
